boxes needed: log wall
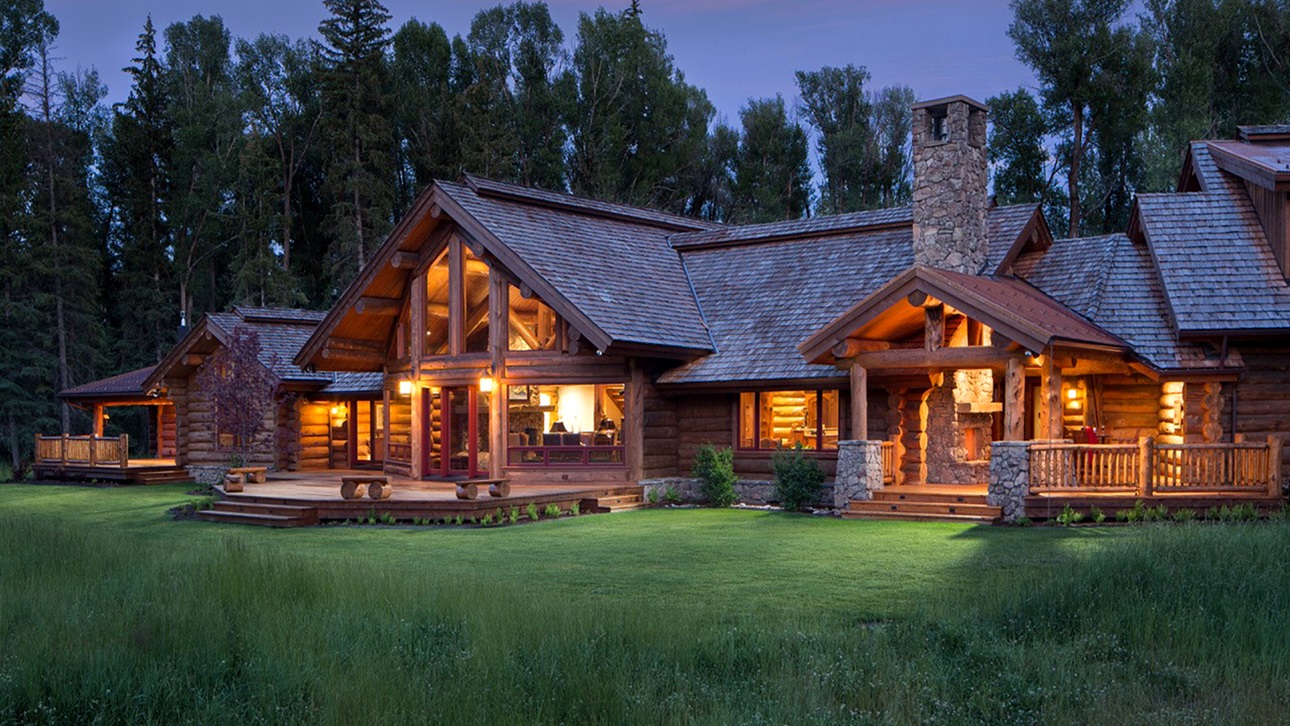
[1235,344,1290,481]
[174,371,278,469]
[1093,374,1160,443]
[298,401,332,470]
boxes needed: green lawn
[1,483,1288,724]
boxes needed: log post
[1138,436,1154,496]
[488,267,508,480]
[924,304,944,351]
[1269,436,1284,497]
[61,433,69,464]
[850,363,868,440]
[119,434,130,469]
[1040,353,1063,440]
[88,436,97,467]
[1005,358,1025,441]
[625,360,646,483]
[92,403,104,437]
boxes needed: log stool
[341,476,387,500]
[455,482,479,500]
[368,480,394,500]
[223,472,245,493]
[228,466,267,484]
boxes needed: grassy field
[0,483,1287,724]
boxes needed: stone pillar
[835,440,884,509]
[911,96,989,273]
[988,441,1031,523]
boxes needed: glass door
[426,386,487,478]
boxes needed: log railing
[1029,443,1140,492]
[386,442,412,463]
[1151,441,1282,494]
[34,434,130,469]
[1028,438,1282,496]
[880,440,896,485]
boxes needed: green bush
[1172,508,1197,523]
[526,503,539,521]
[1056,504,1084,526]
[663,485,681,504]
[771,445,825,512]
[508,507,519,524]
[543,504,561,519]
[1089,506,1106,524]
[646,488,659,504]
[691,443,737,507]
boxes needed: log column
[625,360,646,483]
[487,267,508,479]
[1040,352,1063,439]
[92,404,104,437]
[850,363,868,440]
[924,304,944,351]
[1004,358,1025,441]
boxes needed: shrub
[771,445,825,512]
[1118,500,1148,523]
[508,507,519,524]
[543,504,561,519]
[1089,506,1106,524]
[646,488,659,505]
[663,485,681,504]
[480,513,493,526]
[1172,508,1197,523]
[1144,504,1169,522]
[569,502,580,517]
[526,503,539,521]
[1056,504,1084,526]
[691,444,737,507]
[380,512,396,526]
[453,515,463,526]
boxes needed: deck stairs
[584,490,649,513]
[843,486,1000,524]
[198,500,319,528]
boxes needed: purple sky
[45,0,1036,125]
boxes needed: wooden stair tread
[197,510,310,528]
[842,510,997,524]
[849,501,1000,517]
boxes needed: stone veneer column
[834,440,884,509]
[988,441,1031,523]
[911,97,989,273]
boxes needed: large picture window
[738,390,840,451]
[424,248,450,356]
[462,246,490,353]
[507,283,560,351]
[506,384,625,466]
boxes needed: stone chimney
[911,95,989,273]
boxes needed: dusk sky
[44,0,1037,125]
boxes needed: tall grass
[1,514,1288,724]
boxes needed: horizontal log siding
[297,401,332,470]
[1235,344,1290,482]
[1095,375,1160,443]
[176,370,278,469]
[642,378,678,479]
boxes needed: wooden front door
[424,386,489,478]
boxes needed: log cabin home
[39,95,1290,522]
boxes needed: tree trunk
[40,49,71,432]
[1068,103,1083,239]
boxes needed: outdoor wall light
[397,380,413,396]
[479,376,494,394]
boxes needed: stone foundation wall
[187,465,228,486]
[988,441,1030,522]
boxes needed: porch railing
[1152,442,1281,493]
[387,442,412,463]
[507,445,626,467]
[880,440,896,485]
[1028,438,1282,496]
[1029,443,1140,492]
[34,434,130,469]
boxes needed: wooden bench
[341,476,390,500]
[455,478,510,500]
[227,466,267,484]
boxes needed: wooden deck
[32,457,190,484]
[207,469,645,525]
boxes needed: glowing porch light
[397,380,413,396]
[1066,388,1079,400]
[479,376,494,394]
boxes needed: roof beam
[846,346,1024,372]
[831,339,892,358]
[390,251,420,269]
[327,337,385,354]
[355,296,402,316]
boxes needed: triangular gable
[297,177,716,370]
[986,203,1052,275]
[799,265,1128,365]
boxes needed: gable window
[462,246,490,353]
[507,283,560,351]
[424,248,451,356]
[738,390,840,451]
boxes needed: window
[506,384,625,466]
[738,390,840,451]
[931,112,949,142]
[462,246,489,353]
[424,248,451,356]
[507,283,560,351]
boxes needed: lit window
[738,390,840,451]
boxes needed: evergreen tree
[0,0,57,468]
[987,87,1060,216]
[730,96,812,223]
[165,15,242,323]
[102,16,174,368]
[679,121,738,221]
[390,18,458,210]
[317,0,394,292]
[566,7,714,212]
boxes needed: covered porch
[804,266,1285,521]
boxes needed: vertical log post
[92,403,104,437]
[924,304,944,351]
[61,433,69,464]
[1005,358,1025,441]
[120,434,130,469]
[487,267,508,480]
[1269,436,1284,497]
[625,360,646,483]
[1138,436,1154,496]
[850,363,868,441]
[1040,352,1063,440]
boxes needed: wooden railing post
[1138,436,1154,496]
[60,433,69,464]
[1270,437,1284,497]
[88,436,97,467]
[120,434,130,469]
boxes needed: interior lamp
[1066,388,1079,401]
[397,380,413,396]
